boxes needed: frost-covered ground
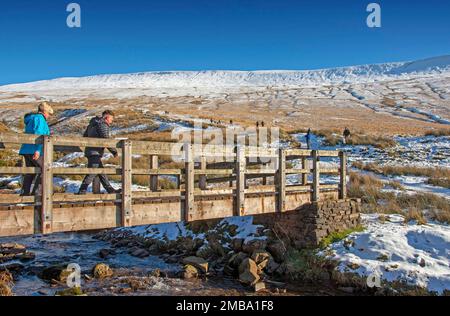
[320,213,450,295]
[294,132,450,199]
[116,216,266,245]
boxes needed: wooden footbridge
[0,132,347,237]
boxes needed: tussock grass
[424,129,450,137]
[0,150,21,167]
[319,225,365,249]
[352,162,450,189]
[348,172,450,224]
[316,129,396,149]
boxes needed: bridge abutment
[252,198,362,248]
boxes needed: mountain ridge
[1,55,449,91]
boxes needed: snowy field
[321,213,450,295]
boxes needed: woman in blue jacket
[19,102,53,196]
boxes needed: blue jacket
[19,113,51,156]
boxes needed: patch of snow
[321,213,450,295]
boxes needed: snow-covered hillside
[1,55,449,92]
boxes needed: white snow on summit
[1,55,449,92]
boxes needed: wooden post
[339,151,347,199]
[41,136,53,234]
[302,157,308,185]
[150,155,159,191]
[312,150,320,202]
[277,149,286,213]
[199,156,207,190]
[121,140,132,227]
[184,143,194,222]
[93,177,101,194]
[235,146,246,216]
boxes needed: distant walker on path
[343,127,351,145]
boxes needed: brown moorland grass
[315,129,397,149]
[352,162,450,189]
[424,129,450,137]
[348,172,450,224]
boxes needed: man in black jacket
[78,110,121,194]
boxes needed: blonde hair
[38,102,54,115]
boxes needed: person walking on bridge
[78,110,121,195]
[19,102,54,196]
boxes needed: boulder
[99,249,110,259]
[253,281,266,292]
[183,264,199,279]
[41,265,71,282]
[92,263,113,279]
[55,287,85,296]
[231,238,244,252]
[18,252,36,262]
[251,250,271,265]
[195,245,215,259]
[264,257,280,274]
[0,282,12,296]
[0,271,13,285]
[228,252,248,269]
[242,239,267,255]
[267,241,286,262]
[182,256,208,274]
[130,248,150,258]
[238,258,260,286]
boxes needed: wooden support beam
[312,150,320,202]
[0,167,40,174]
[199,156,207,190]
[121,140,132,227]
[41,136,53,234]
[235,146,246,216]
[277,149,286,213]
[302,157,308,185]
[184,143,195,222]
[150,155,159,191]
[339,151,347,199]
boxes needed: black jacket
[83,116,118,157]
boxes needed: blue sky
[0,0,449,85]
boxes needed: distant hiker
[261,121,265,128]
[19,102,54,196]
[256,121,259,128]
[306,128,312,150]
[230,120,233,125]
[343,127,351,145]
[78,110,121,195]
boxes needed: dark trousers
[78,155,115,193]
[21,155,43,196]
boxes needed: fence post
[199,156,207,190]
[312,150,320,202]
[41,136,53,234]
[302,157,308,185]
[277,149,286,212]
[339,151,347,199]
[150,155,159,191]
[121,140,132,227]
[184,143,194,222]
[235,146,246,216]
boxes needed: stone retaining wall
[252,199,361,248]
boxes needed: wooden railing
[0,132,347,235]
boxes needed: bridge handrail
[0,132,347,234]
